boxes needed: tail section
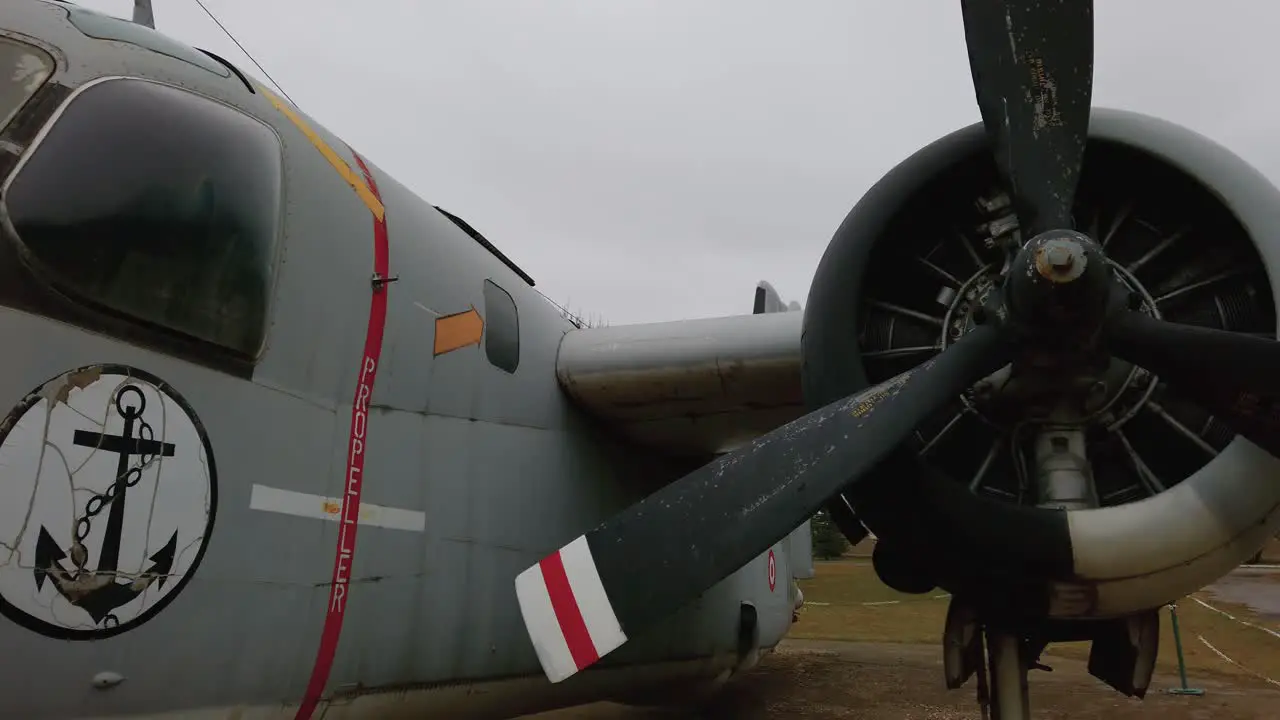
[132,0,155,28]
[753,281,801,315]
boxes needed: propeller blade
[1105,310,1280,455]
[515,324,1011,682]
[960,0,1094,236]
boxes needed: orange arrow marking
[434,307,485,356]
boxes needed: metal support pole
[1165,601,1205,696]
[987,630,1031,719]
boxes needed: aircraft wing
[556,282,804,458]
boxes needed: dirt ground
[535,639,1280,719]
[527,546,1280,719]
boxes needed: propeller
[960,0,1093,237]
[515,0,1280,683]
[1103,311,1280,456]
[515,324,1011,681]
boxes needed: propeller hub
[1036,239,1084,281]
[1007,230,1112,346]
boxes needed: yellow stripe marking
[258,86,385,221]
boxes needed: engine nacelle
[802,108,1280,621]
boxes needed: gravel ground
[529,639,1280,720]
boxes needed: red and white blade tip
[515,535,628,683]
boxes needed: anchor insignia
[32,383,178,628]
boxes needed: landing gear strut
[985,631,1032,720]
[944,595,1161,719]
[944,600,1035,720]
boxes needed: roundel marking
[0,364,217,640]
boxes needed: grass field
[793,553,1280,686]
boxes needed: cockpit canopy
[2,75,283,359]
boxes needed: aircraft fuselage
[0,3,802,718]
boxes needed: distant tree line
[810,510,849,560]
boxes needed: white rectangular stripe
[514,563,579,683]
[559,535,628,657]
[248,484,426,532]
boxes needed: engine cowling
[802,107,1280,621]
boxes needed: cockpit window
[0,38,53,132]
[3,78,283,358]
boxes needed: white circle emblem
[0,365,217,639]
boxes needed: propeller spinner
[515,0,1280,687]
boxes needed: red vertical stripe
[539,551,600,670]
[294,149,390,720]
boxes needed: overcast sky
[76,0,1279,325]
